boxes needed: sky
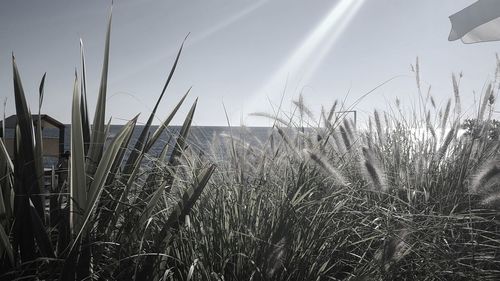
[0,0,499,126]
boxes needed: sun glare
[245,0,365,118]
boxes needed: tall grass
[168,65,500,280]
[1,6,500,280]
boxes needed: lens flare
[246,0,365,117]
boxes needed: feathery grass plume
[331,127,346,155]
[265,237,286,279]
[481,192,500,206]
[496,53,500,79]
[320,105,326,126]
[440,98,451,140]
[392,139,401,183]
[384,112,390,131]
[303,149,347,186]
[415,57,421,93]
[452,73,461,117]
[368,117,373,137]
[489,90,495,105]
[434,123,456,164]
[478,84,492,121]
[327,100,338,123]
[425,111,436,140]
[339,125,351,149]
[277,127,300,157]
[343,118,355,141]
[293,94,315,121]
[361,147,387,191]
[429,89,436,109]
[321,107,335,139]
[375,229,410,273]
[250,112,290,127]
[374,110,385,144]
[470,159,500,194]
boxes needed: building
[0,114,66,167]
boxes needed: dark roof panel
[0,114,65,129]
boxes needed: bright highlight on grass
[246,0,365,116]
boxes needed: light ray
[300,0,365,84]
[245,0,366,118]
[188,0,269,46]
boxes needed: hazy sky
[0,0,499,126]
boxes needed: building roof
[0,114,65,129]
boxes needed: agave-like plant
[0,6,215,280]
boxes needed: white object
[449,0,500,43]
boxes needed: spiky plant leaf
[34,73,46,212]
[29,198,54,258]
[70,73,87,235]
[12,55,46,264]
[76,116,137,239]
[12,55,44,216]
[79,39,90,153]
[86,6,112,176]
[61,117,137,280]
[144,87,190,153]
[169,98,198,166]
[122,36,189,180]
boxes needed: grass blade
[138,164,215,280]
[0,222,13,265]
[29,198,54,258]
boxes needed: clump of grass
[0,6,215,280]
[172,60,500,280]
